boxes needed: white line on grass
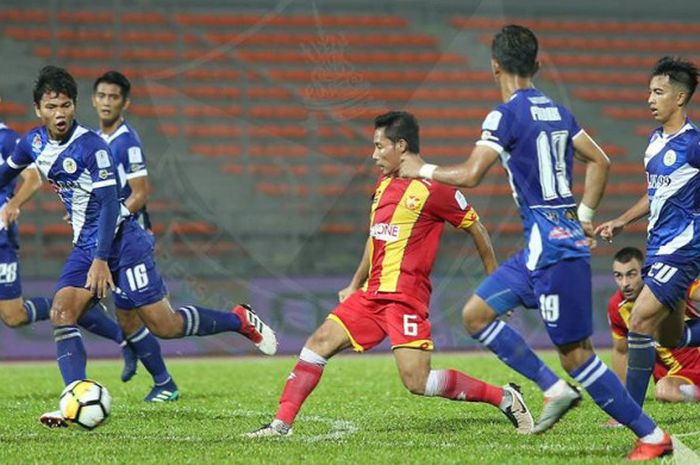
[670,435,700,465]
[231,410,358,442]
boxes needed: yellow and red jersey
[362,175,479,308]
[607,281,700,382]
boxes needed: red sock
[275,360,324,425]
[427,369,503,407]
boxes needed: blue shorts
[0,245,21,300]
[644,254,700,311]
[475,250,593,346]
[55,220,166,310]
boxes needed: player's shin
[472,320,559,391]
[626,332,656,406]
[54,325,87,385]
[571,354,657,438]
[176,305,240,336]
[424,369,503,406]
[126,326,171,385]
[275,348,327,426]
[78,302,125,344]
[23,297,51,323]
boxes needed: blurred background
[1,0,698,359]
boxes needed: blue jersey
[476,88,589,270]
[10,122,123,249]
[644,120,700,259]
[99,120,150,228]
[0,122,20,249]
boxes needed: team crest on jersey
[62,157,77,174]
[663,150,676,166]
[98,169,109,179]
[405,195,422,211]
[31,133,43,154]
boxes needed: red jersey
[607,282,700,382]
[362,176,479,307]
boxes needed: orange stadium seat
[573,88,644,102]
[42,223,72,237]
[0,101,26,117]
[603,107,699,121]
[173,13,407,28]
[540,70,649,85]
[121,12,167,25]
[320,223,357,234]
[170,222,218,235]
[451,16,700,35]
[18,223,37,236]
[204,32,438,47]
[0,9,48,23]
[58,11,113,23]
[235,50,465,65]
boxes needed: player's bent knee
[50,302,79,326]
[0,310,27,328]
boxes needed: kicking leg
[394,347,533,434]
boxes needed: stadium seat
[173,13,408,28]
[0,101,26,116]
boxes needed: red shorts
[655,365,700,385]
[328,290,433,352]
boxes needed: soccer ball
[59,379,112,430]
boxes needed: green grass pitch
[0,352,697,464]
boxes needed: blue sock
[626,332,655,407]
[472,320,559,391]
[54,325,87,385]
[23,297,51,323]
[681,319,700,347]
[127,326,171,385]
[176,305,241,336]
[77,303,125,344]
[572,354,656,437]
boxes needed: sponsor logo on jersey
[482,110,502,131]
[455,190,468,210]
[50,179,81,192]
[95,150,111,168]
[99,169,109,180]
[31,133,43,153]
[647,173,672,188]
[548,226,574,240]
[663,150,676,166]
[130,163,145,173]
[370,223,400,242]
[62,157,77,174]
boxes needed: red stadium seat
[173,13,407,28]
[0,101,26,117]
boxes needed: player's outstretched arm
[338,237,371,302]
[399,145,499,188]
[2,166,42,226]
[594,194,649,243]
[464,221,497,275]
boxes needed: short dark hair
[374,111,419,153]
[650,56,699,105]
[491,24,539,77]
[33,65,77,105]
[613,247,644,265]
[93,70,131,99]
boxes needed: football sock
[23,297,51,323]
[54,325,87,385]
[472,320,559,391]
[626,332,655,406]
[177,305,241,336]
[126,326,171,385]
[681,319,700,347]
[275,347,327,425]
[424,369,503,406]
[77,303,124,344]
[571,354,656,438]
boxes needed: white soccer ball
[59,379,112,430]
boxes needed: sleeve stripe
[93,179,117,189]
[475,140,504,154]
[7,158,28,170]
[124,170,148,180]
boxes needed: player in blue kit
[596,57,700,413]
[401,25,671,460]
[0,66,278,427]
[0,117,138,383]
[91,70,179,401]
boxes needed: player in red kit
[607,247,700,405]
[245,111,533,438]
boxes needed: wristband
[418,163,438,180]
[577,203,595,223]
